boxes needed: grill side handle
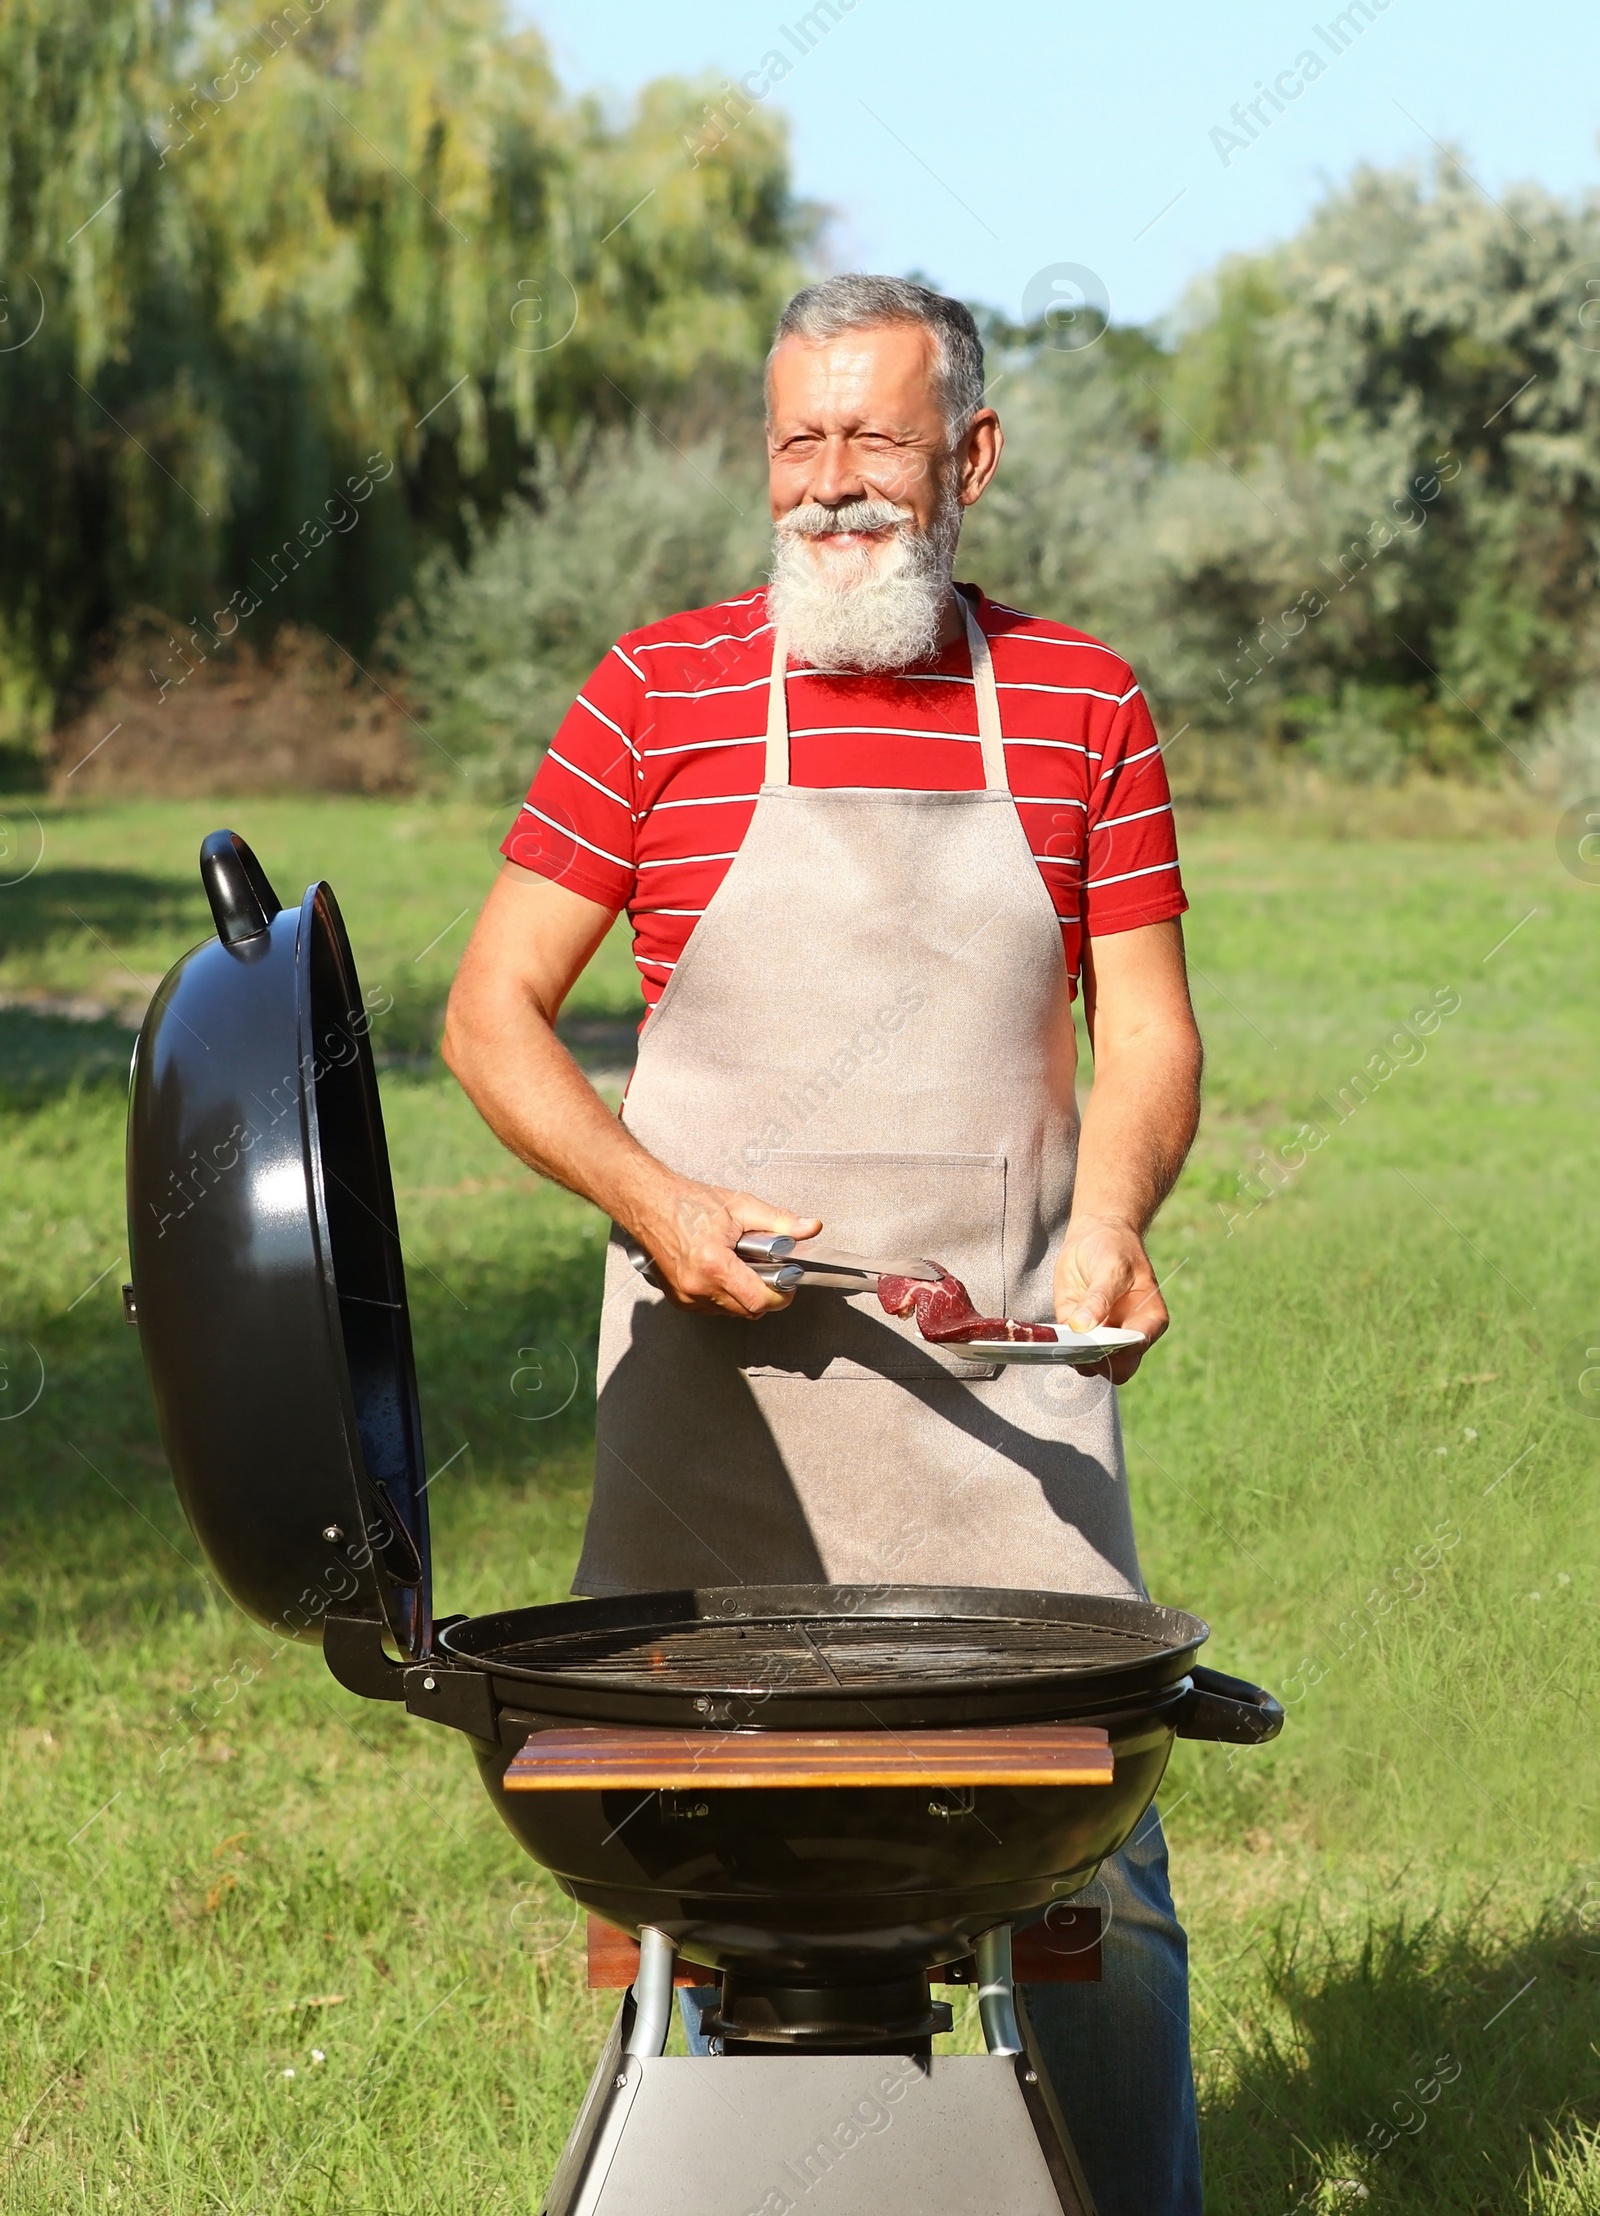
[199,827,283,946]
[1173,1665,1284,1745]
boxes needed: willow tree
[0,0,809,733]
[0,0,188,727]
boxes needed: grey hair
[767,275,986,443]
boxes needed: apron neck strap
[765,622,791,785]
[960,595,1008,792]
[762,595,1007,792]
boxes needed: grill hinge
[403,1660,498,1742]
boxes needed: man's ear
[958,408,1004,507]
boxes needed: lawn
[0,791,1595,2214]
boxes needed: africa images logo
[1208,0,1400,167]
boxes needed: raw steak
[877,1269,1056,1344]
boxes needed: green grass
[1,795,1596,2213]
[0,795,645,1051]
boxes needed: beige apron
[575,596,1143,1600]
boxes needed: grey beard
[767,494,962,674]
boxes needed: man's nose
[806,434,869,507]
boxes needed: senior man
[445,275,1205,2215]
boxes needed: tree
[0,0,811,739]
[967,155,1600,779]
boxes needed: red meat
[877,1269,1056,1344]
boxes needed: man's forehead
[768,325,941,426]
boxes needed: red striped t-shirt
[502,586,1186,1008]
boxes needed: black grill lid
[126,830,432,1658]
[440,1585,1210,1730]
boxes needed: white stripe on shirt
[645,676,771,700]
[635,849,740,869]
[787,723,982,741]
[1091,801,1174,832]
[981,614,1130,662]
[997,682,1128,703]
[1099,742,1162,779]
[575,693,637,753]
[547,749,631,807]
[1087,859,1181,890]
[644,735,763,758]
[861,670,973,685]
[518,803,630,870]
[650,791,762,811]
[633,620,773,653]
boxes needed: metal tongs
[625,1234,942,1292]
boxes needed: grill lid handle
[1174,1664,1285,1744]
[200,827,283,947]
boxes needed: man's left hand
[1054,1213,1168,1383]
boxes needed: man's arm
[441,864,819,1318]
[1053,918,1203,1381]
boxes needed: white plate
[949,1326,1146,1367]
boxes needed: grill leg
[1015,1984,1101,2216]
[978,1923,1098,2212]
[977,1924,1025,2055]
[622,1927,675,2060]
[542,1931,677,2215]
[540,1999,630,2216]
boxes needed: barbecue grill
[124,832,1283,2216]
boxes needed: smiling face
[766,320,1002,556]
[764,321,1002,671]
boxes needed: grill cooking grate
[485,1616,1168,1694]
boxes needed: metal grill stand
[544,1924,1100,2216]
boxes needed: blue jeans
[678,1810,1199,2216]
[1023,1810,1201,2216]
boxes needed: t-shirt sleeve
[499,643,642,909]
[1083,682,1187,937]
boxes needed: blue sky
[509,0,1600,327]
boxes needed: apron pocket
[735,1148,1007,1381]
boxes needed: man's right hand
[632,1183,823,1318]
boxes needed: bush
[48,619,416,797]
[1528,682,1600,806]
[391,429,769,793]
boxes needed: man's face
[766,323,997,580]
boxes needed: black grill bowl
[442,1585,1210,1980]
